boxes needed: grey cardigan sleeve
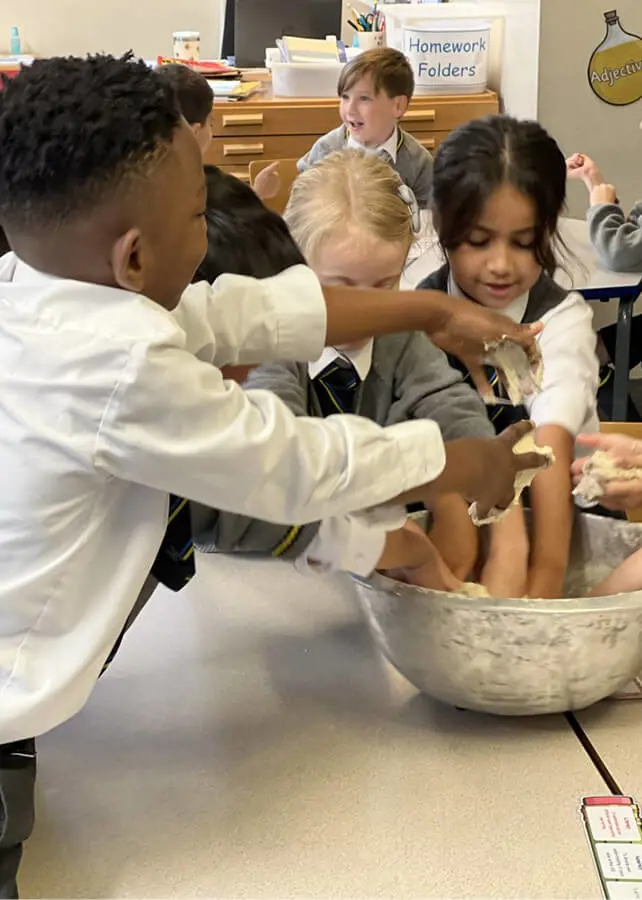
[384,332,495,440]
[297,135,333,172]
[587,201,642,273]
[408,151,433,209]
[192,362,321,559]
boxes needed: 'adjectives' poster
[588,9,642,105]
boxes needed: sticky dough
[484,339,543,406]
[468,432,555,526]
[456,582,491,598]
[573,450,642,504]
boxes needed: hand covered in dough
[573,433,642,511]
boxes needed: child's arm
[386,332,495,441]
[525,293,598,598]
[481,505,529,598]
[429,493,479,581]
[590,547,642,597]
[178,269,540,398]
[380,519,462,593]
[587,185,642,273]
[527,425,575,599]
[566,153,605,190]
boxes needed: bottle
[588,9,642,106]
[10,26,21,56]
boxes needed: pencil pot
[357,30,386,50]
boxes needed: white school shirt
[448,275,600,438]
[0,254,446,743]
[297,340,408,577]
[347,127,399,162]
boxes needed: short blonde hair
[284,150,413,264]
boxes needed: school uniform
[193,330,494,571]
[0,254,455,893]
[588,200,642,272]
[297,125,434,209]
[416,264,600,438]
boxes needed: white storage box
[383,3,494,94]
[271,60,345,97]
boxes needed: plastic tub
[383,3,493,94]
[271,60,345,97]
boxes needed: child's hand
[253,162,281,201]
[383,520,462,592]
[427,296,542,400]
[566,153,604,189]
[441,421,549,519]
[590,183,618,206]
[574,433,642,510]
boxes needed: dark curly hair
[431,115,566,276]
[0,53,182,231]
[194,165,305,284]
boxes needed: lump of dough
[573,449,642,504]
[468,431,555,526]
[455,582,490,598]
[484,339,543,406]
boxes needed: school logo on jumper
[588,9,642,106]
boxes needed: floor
[17,552,639,899]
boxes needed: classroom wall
[539,0,642,219]
[0,0,225,60]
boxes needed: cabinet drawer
[206,134,314,167]
[213,103,341,137]
[403,95,499,135]
[411,130,450,154]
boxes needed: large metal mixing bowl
[354,513,642,715]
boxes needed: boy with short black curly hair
[0,52,540,895]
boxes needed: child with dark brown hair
[297,48,433,208]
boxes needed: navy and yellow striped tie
[313,358,360,416]
[150,494,195,591]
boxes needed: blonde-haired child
[195,149,511,587]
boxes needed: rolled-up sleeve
[295,506,408,578]
[527,293,598,436]
[172,265,327,366]
[95,339,447,526]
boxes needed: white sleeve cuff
[294,506,408,578]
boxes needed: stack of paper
[208,80,261,101]
[278,36,341,63]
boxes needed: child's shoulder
[313,125,346,153]
[414,263,449,292]
[399,128,434,162]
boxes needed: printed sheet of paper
[581,796,642,898]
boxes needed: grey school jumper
[297,125,434,208]
[192,331,493,561]
[587,200,642,272]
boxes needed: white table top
[576,701,642,799]
[23,554,606,898]
[404,216,642,296]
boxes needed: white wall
[0,0,225,60]
[539,0,642,219]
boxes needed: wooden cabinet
[205,87,499,182]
